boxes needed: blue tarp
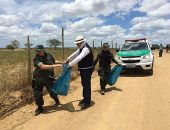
[108,65,123,86]
[51,64,71,96]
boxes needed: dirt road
[1,51,170,130]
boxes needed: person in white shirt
[65,35,93,109]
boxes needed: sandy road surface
[1,51,170,130]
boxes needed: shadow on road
[120,70,152,77]
[93,86,123,93]
[43,100,95,114]
[105,87,123,92]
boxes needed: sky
[0,0,170,48]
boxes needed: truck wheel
[147,67,153,75]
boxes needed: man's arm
[93,53,100,68]
[111,53,119,65]
[55,60,64,64]
[34,56,62,70]
[67,49,80,62]
[40,64,62,69]
[36,62,62,70]
[69,47,90,67]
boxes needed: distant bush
[6,45,15,50]
[151,44,159,49]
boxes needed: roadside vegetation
[0,47,102,117]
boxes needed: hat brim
[35,49,45,52]
[74,39,86,44]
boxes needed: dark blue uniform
[78,43,93,105]
[94,50,118,90]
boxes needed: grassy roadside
[0,47,114,117]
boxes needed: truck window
[121,42,148,51]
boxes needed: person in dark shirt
[159,44,163,57]
[32,44,63,116]
[94,43,118,95]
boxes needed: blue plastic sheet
[51,64,71,96]
[108,65,123,86]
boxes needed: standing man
[159,44,163,57]
[166,44,169,53]
[93,43,118,95]
[65,35,93,109]
[32,44,63,116]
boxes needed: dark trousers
[32,79,58,107]
[98,68,111,90]
[79,68,93,104]
[159,50,163,57]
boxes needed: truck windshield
[121,42,148,51]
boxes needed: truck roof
[125,38,146,43]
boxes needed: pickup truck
[115,38,154,75]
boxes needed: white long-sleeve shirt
[67,42,90,67]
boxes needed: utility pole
[62,27,64,60]
[27,36,32,83]
[111,40,114,54]
[101,41,103,48]
[93,41,95,55]
[111,40,113,50]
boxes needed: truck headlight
[141,54,151,62]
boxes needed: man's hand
[64,59,69,64]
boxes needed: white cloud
[62,0,138,17]
[131,17,150,25]
[89,25,125,37]
[68,17,104,32]
[138,0,170,17]
[40,13,60,22]
[0,15,19,26]
[0,26,8,33]
[148,3,170,17]
[40,23,60,33]
[0,0,16,13]
[130,18,170,32]
[138,0,167,12]
[0,0,170,47]
[114,0,138,12]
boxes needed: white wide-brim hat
[74,35,86,44]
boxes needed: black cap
[35,45,45,51]
[103,43,110,48]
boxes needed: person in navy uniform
[65,36,94,109]
[94,43,118,95]
[159,44,163,57]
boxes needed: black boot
[54,98,60,106]
[35,106,43,116]
[78,99,85,106]
[100,89,105,95]
[100,85,105,95]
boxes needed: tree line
[6,38,61,50]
